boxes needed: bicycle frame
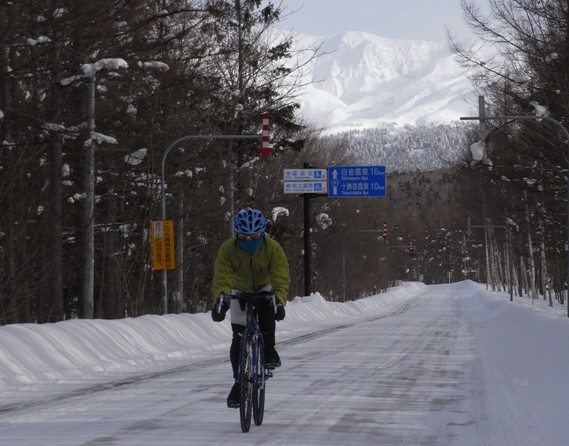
[245,304,265,381]
[221,292,276,432]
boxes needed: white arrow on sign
[330,169,339,195]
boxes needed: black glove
[211,297,228,322]
[275,303,286,321]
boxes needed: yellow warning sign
[151,220,175,270]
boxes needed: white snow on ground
[0,285,421,396]
[0,281,567,445]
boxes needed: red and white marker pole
[258,111,273,159]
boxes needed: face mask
[237,235,264,255]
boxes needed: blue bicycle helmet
[234,208,267,235]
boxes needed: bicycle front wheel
[253,343,265,426]
[239,332,253,433]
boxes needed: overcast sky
[277,0,484,41]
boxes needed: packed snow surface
[0,281,567,445]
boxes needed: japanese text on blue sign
[328,166,386,197]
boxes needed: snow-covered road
[0,282,567,445]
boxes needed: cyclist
[211,207,289,408]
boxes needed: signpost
[283,169,328,195]
[284,181,327,194]
[282,165,387,297]
[328,165,386,197]
[284,168,327,180]
[151,220,175,270]
[283,166,386,197]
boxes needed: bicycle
[220,292,277,432]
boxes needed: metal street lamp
[159,133,263,314]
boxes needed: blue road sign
[284,168,327,180]
[328,166,386,197]
[283,181,327,194]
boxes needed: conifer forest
[1,0,568,323]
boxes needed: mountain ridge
[290,30,477,133]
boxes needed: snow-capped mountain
[292,31,478,133]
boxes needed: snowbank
[0,284,423,393]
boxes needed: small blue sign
[327,166,386,197]
[283,181,327,194]
[284,168,327,180]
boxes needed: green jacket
[211,235,290,307]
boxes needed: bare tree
[449,0,569,300]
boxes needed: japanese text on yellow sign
[151,220,175,270]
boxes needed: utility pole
[82,75,96,319]
[175,189,184,313]
[303,162,312,297]
[49,40,64,322]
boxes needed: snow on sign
[328,165,386,197]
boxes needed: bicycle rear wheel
[253,342,265,426]
[239,332,253,433]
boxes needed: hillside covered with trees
[1,0,568,323]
